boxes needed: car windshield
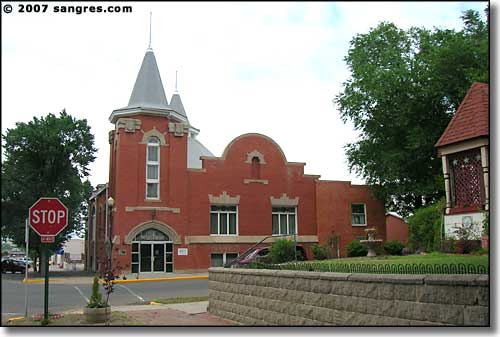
[257,249,268,256]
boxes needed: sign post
[29,197,68,323]
[24,219,29,318]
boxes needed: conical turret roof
[127,50,169,109]
[169,92,188,121]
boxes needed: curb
[22,275,208,284]
[104,275,208,284]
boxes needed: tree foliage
[407,198,444,252]
[269,239,297,264]
[335,9,488,217]
[1,110,96,259]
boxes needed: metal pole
[43,245,49,322]
[24,219,29,318]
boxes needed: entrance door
[140,244,152,272]
[131,228,174,273]
[153,243,165,272]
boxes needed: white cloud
[1,1,489,189]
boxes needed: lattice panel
[449,148,485,207]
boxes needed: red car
[235,245,307,266]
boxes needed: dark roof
[127,50,169,109]
[435,82,489,147]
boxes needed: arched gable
[220,133,290,165]
[124,220,181,244]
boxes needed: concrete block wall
[208,268,489,326]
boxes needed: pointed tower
[109,48,190,124]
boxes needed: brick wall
[386,214,409,244]
[208,268,489,326]
[316,181,386,256]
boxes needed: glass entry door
[131,228,174,273]
[153,243,165,272]
[140,244,152,272]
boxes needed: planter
[83,306,111,323]
[481,236,489,249]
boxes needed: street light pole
[106,197,115,276]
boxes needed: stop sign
[29,197,68,237]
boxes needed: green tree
[1,110,96,270]
[335,9,488,217]
[407,199,444,252]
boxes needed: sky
[1,1,490,190]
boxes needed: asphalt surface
[1,272,209,321]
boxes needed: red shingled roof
[435,82,489,147]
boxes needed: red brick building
[435,82,489,239]
[385,214,408,244]
[86,47,386,275]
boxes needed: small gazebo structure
[435,82,489,239]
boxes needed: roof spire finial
[175,70,178,93]
[148,11,152,51]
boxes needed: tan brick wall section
[207,268,489,326]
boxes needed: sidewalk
[66,301,236,326]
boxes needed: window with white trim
[351,203,367,226]
[272,207,296,235]
[210,252,239,267]
[210,205,238,235]
[146,137,160,199]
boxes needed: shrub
[269,239,296,264]
[407,199,444,252]
[87,275,107,308]
[383,240,405,255]
[311,243,329,260]
[346,240,368,257]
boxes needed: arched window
[251,156,261,179]
[146,137,160,199]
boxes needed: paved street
[1,273,208,321]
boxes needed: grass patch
[318,252,488,267]
[152,296,208,305]
[264,252,489,274]
[6,311,143,326]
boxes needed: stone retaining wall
[208,267,489,326]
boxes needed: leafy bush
[407,199,444,252]
[383,240,405,255]
[311,243,329,260]
[346,240,368,257]
[269,239,297,264]
[87,275,107,308]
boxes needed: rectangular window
[272,207,297,235]
[210,252,239,267]
[210,205,238,235]
[351,203,367,226]
[146,138,160,199]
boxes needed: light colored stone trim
[442,155,452,214]
[187,168,207,173]
[168,122,189,137]
[116,118,142,133]
[124,220,181,244]
[139,127,167,145]
[270,193,299,206]
[437,138,488,156]
[245,150,267,164]
[243,179,269,185]
[185,235,318,244]
[208,191,240,205]
[125,206,180,214]
[481,146,489,211]
[304,174,321,179]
